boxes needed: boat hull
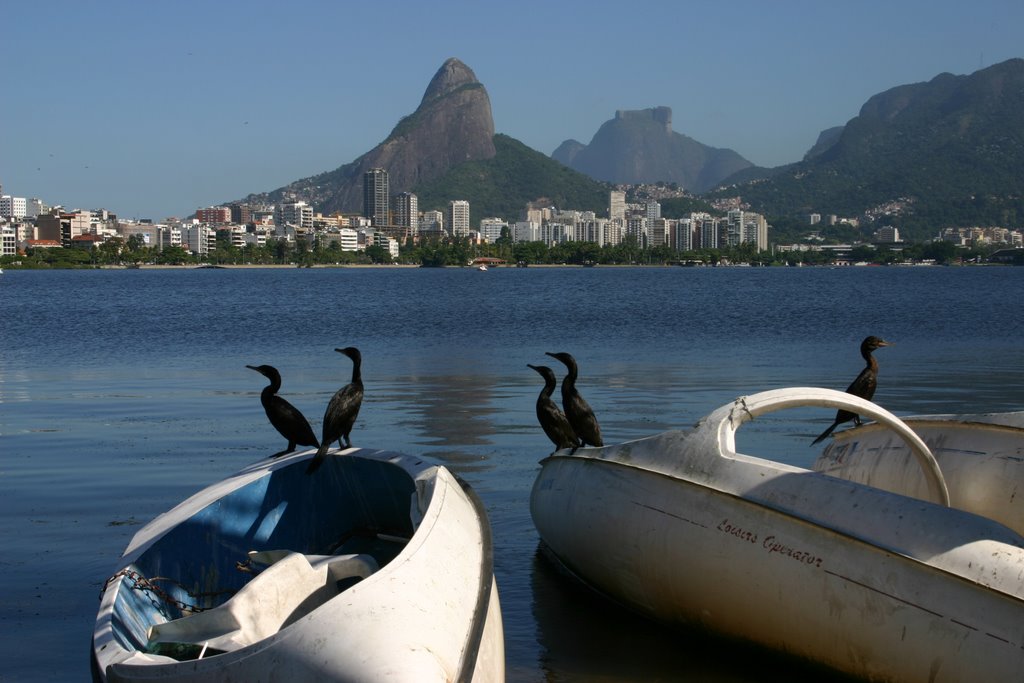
[816,412,1024,535]
[93,448,504,682]
[531,389,1024,682]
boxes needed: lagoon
[2,265,1023,681]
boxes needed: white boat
[477,264,488,271]
[93,447,504,682]
[815,409,1024,535]
[531,387,1024,682]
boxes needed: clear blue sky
[3,0,1021,220]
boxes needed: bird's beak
[544,351,556,358]
[245,365,258,371]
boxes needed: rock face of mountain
[551,106,753,192]
[241,58,496,213]
[717,58,1024,236]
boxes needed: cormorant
[307,347,363,473]
[811,336,892,445]
[246,364,320,458]
[545,351,604,448]
[527,364,578,453]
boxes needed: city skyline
[2,0,1022,220]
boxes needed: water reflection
[530,546,854,682]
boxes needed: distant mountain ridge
[551,106,753,192]
[235,56,1024,238]
[717,58,1024,235]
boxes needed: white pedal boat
[531,387,1024,682]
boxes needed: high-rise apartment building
[448,200,470,237]
[391,192,418,233]
[609,190,626,222]
[363,168,389,226]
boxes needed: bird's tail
[305,442,330,474]
[810,422,837,446]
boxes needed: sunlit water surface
[2,266,1023,681]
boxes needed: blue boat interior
[108,455,418,660]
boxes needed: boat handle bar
[714,387,950,507]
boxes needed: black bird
[811,336,892,445]
[307,347,363,473]
[246,364,319,458]
[527,364,578,453]
[545,351,604,448]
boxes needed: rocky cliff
[240,58,496,214]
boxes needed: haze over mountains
[551,106,752,192]
[238,56,1024,237]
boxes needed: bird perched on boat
[527,364,578,453]
[545,351,604,448]
[307,347,363,474]
[811,336,892,445]
[245,364,320,458]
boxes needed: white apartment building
[180,223,215,255]
[0,195,27,220]
[540,222,570,245]
[645,201,661,222]
[675,218,693,252]
[479,217,507,243]
[626,217,647,245]
[420,210,444,235]
[275,201,313,230]
[697,214,719,249]
[391,192,419,233]
[609,190,626,222]
[576,217,608,245]
[338,228,359,251]
[448,200,470,237]
[1,225,17,256]
[371,232,400,259]
[513,220,540,243]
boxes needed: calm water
[2,265,1023,682]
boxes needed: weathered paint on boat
[93,447,504,682]
[531,387,1024,682]
[816,411,1024,535]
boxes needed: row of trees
[1,232,1006,270]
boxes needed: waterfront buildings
[363,169,389,226]
[275,200,313,231]
[1,194,27,220]
[448,200,470,237]
[391,192,418,233]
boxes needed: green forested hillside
[713,59,1024,240]
[413,134,611,222]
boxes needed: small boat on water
[815,409,1024,535]
[93,447,504,682]
[531,387,1024,682]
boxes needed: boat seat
[147,551,378,654]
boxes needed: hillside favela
[2,57,1023,269]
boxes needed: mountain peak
[421,58,481,104]
[240,58,496,214]
[553,106,752,192]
